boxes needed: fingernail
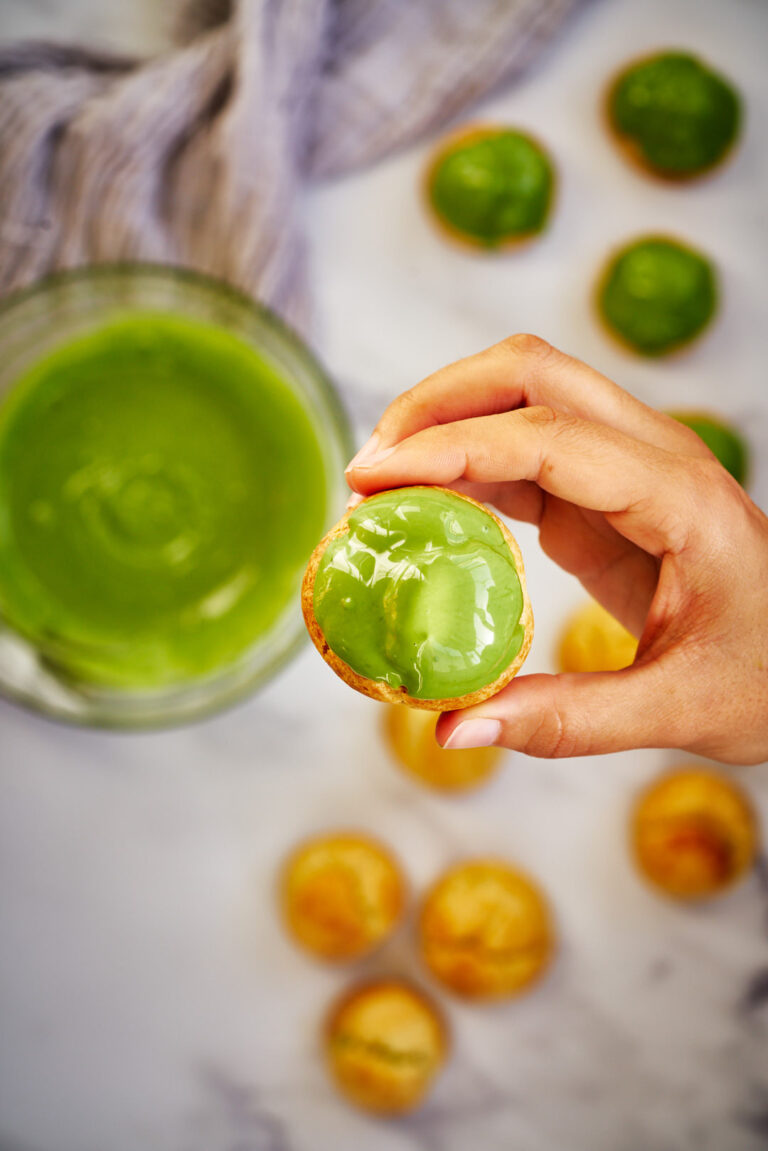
[345,492,364,511]
[345,433,382,473]
[346,439,397,474]
[441,718,501,750]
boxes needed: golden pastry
[419,860,555,999]
[558,599,638,674]
[384,703,502,791]
[325,979,448,1114]
[632,767,759,900]
[281,833,405,960]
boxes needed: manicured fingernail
[345,433,382,473]
[345,492,364,511]
[441,718,501,750]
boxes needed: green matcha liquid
[0,313,329,687]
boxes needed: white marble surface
[1,1,768,1149]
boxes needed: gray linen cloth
[0,0,582,333]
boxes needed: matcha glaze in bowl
[0,266,351,727]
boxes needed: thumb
[435,667,681,758]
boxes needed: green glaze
[313,488,525,701]
[598,236,717,356]
[428,129,554,247]
[609,52,741,177]
[0,313,329,687]
[670,412,749,485]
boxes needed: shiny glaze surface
[313,488,524,700]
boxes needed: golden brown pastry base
[301,486,534,711]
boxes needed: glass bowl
[0,265,351,728]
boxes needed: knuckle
[398,385,422,412]
[501,332,557,362]
[520,686,580,758]
[671,420,715,459]
[683,456,740,522]
[520,404,560,428]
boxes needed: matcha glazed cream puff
[302,486,533,709]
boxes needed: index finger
[348,405,705,558]
[350,334,713,467]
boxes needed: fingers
[435,665,683,758]
[348,335,711,469]
[348,406,700,557]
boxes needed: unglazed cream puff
[631,768,759,900]
[419,860,555,999]
[281,832,405,961]
[384,703,502,791]
[558,599,638,674]
[325,979,448,1114]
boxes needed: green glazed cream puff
[424,124,555,249]
[302,487,533,710]
[597,235,718,356]
[607,51,742,180]
[668,411,749,486]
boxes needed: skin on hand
[345,334,768,765]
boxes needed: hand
[345,335,768,765]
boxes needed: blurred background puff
[325,980,448,1115]
[607,51,742,181]
[667,411,750,486]
[384,704,502,792]
[596,235,718,357]
[419,861,555,1000]
[558,599,638,675]
[424,125,555,250]
[631,768,760,901]
[281,833,405,961]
